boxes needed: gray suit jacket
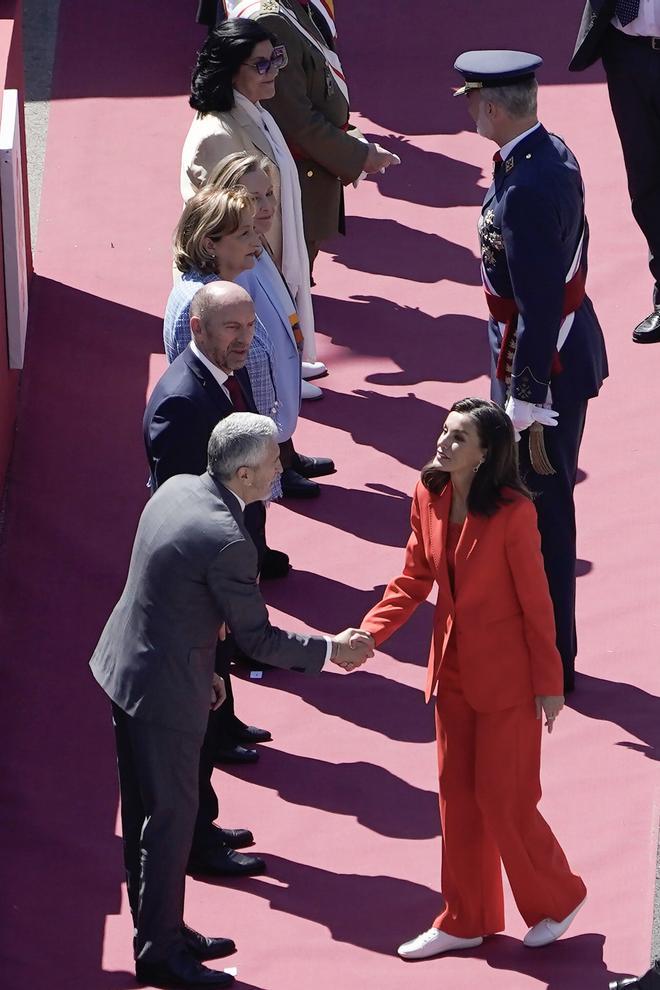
[90,473,326,735]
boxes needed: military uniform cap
[453,50,543,97]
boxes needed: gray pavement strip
[23,0,61,244]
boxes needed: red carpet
[1,2,658,988]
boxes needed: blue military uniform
[455,52,608,691]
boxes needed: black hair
[420,397,532,516]
[190,18,278,114]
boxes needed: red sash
[486,265,587,382]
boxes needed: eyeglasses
[244,45,288,76]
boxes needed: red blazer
[361,481,563,712]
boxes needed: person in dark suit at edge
[91,411,373,988]
[144,281,272,881]
[570,0,660,342]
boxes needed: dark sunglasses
[244,45,288,76]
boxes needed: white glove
[505,397,559,441]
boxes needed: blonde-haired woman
[207,151,334,497]
[164,183,292,512]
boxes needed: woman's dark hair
[420,397,532,516]
[190,18,278,114]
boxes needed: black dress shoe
[188,844,266,877]
[214,743,259,765]
[632,306,660,343]
[281,468,321,499]
[231,722,272,744]
[260,547,290,579]
[182,926,236,961]
[215,826,254,849]
[136,949,234,988]
[292,453,336,479]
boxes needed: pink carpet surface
[1,2,658,988]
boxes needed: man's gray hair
[480,78,538,119]
[208,412,278,482]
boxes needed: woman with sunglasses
[181,17,326,392]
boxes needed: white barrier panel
[0,88,28,369]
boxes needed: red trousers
[433,644,586,936]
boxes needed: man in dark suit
[231,0,399,272]
[570,1,660,342]
[144,282,275,881]
[453,51,608,692]
[91,411,372,988]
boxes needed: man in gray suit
[90,412,372,989]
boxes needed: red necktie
[225,375,249,412]
[493,150,503,164]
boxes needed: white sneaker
[301,361,327,381]
[397,927,483,960]
[523,897,586,948]
[301,379,323,400]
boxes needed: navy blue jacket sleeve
[501,183,566,404]
[146,395,210,490]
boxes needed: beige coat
[180,104,283,266]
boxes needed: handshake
[328,628,375,673]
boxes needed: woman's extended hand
[535,695,564,733]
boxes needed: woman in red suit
[361,398,586,960]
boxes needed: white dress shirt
[190,340,231,398]
[613,0,660,36]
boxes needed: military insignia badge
[504,156,514,174]
[478,209,504,269]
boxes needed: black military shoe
[632,306,660,343]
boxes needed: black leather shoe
[293,453,336,478]
[231,722,272,744]
[632,306,660,343]
[609,981,641,989]
[182,926,236,961]
[215,826,254,849]
[136,949,234,987]
[188,845,266,877]
[281,468,321,498]
[213,743,259,765]
[260,547,290,579]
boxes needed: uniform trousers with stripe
[432,639,586,936]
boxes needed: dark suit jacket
[569,0,616,70]
[479,125,608,405]
[90,473,326,735]
[143,345,256,491]
[255,0,368,243]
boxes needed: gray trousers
[112,703,202,964]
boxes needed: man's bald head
[189,281,256,373]
[190,281,253,327]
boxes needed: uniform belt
[486,265,587,383]
[288,121,351,162]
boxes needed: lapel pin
[525,153,532,159]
